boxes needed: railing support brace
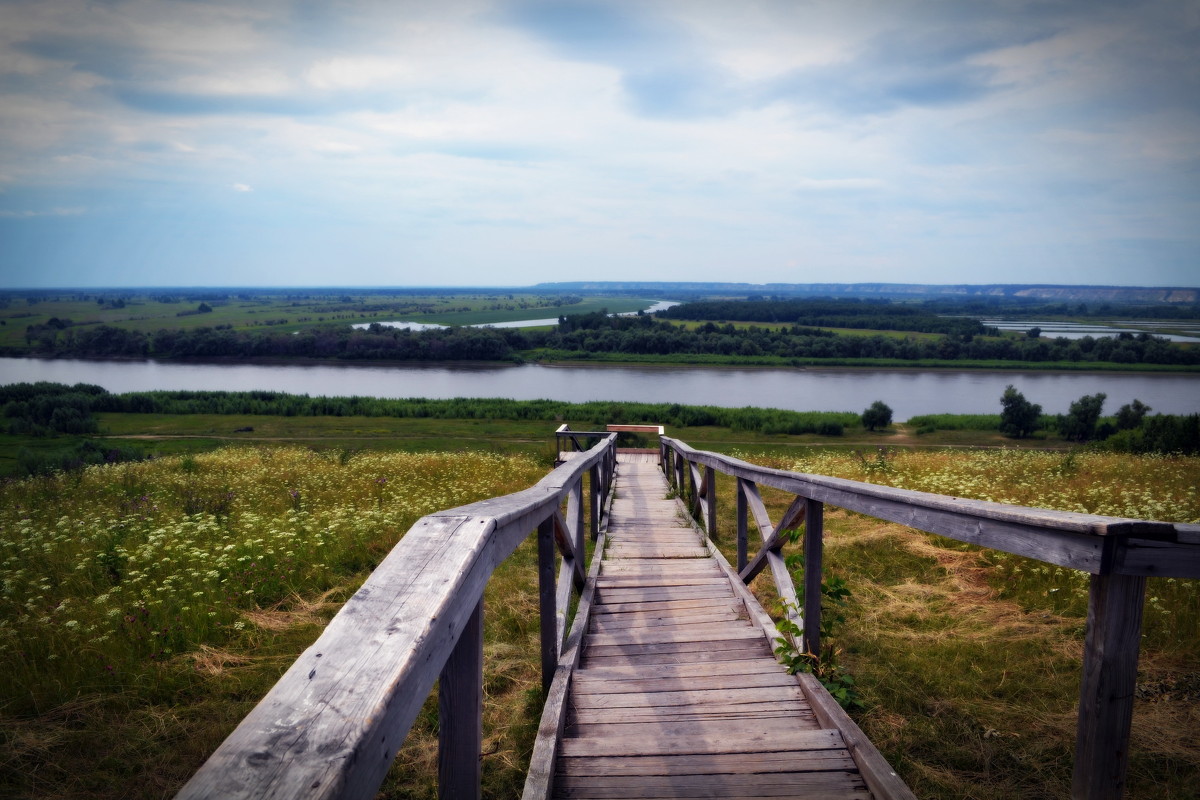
[704,466,717,536]
[1072,571,1146,800]
[438,597,483,800]
[803,499,824,657]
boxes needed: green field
[0,292,656,350]
[0,431,1196,799]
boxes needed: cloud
[231,183,252,192]
[0,206,85,218]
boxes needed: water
[981,319,1200,343]
[2,357,1196,420]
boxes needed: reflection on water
[1,357,1196,419]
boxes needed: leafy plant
[773,543,863,711]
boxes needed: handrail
[659,436,1199,800]
[177,433,618,800]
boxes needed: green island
[3,287,1199,371]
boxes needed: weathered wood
[1072,572,1147,800]
[571,669,798,694]
[538,516,558,694]
[1114,536,1200,578]
[804,499,824,657]
[796,672,918,800]
[177,429,615,800]
[557,750,857,777]
[522,526,609,800]
[570,684,805,710]
[704,465,716,536]
[552,772,869,799]
[662,437,1182,573]
[737,477,748,572]
[439,598,483,800]
[558,728,846,758]
[567,707,817,731]
[606,424,665,434]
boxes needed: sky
[0,0,1197,289]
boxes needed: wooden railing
[177,433,617,800]
[660,436,1200,800]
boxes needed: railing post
[803,499,824,658]
[704,465,716,537]
[589,464,600,540]
[438,597,483,800]
[1072,570,1146,800]
[736,478,748,572]
[674,448,684,495]
[537,516,557,694]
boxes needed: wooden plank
[570,684,805,710]
[438,598,482,800]
[589,611,743,632]
[571,669,798,694]
[556,750,857,777]
[796,672,918,800]
[558,728,846,758]
[583,645,772,668]
[583,639,771,662]
[591,598,740,615]
[574,658,787,683]
[584,625,762,648]
[567,708,817,732]
[595,576,729,587]
[1114,537,1200,578]
[552,772,868,799]
[597,583,731,598]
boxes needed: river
[2,357,1197,420]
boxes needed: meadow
[1,437,1197,798]
[0,446,549,799]
[0,291,651,351]
[705,448,1200,798]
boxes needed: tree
[1059,393,1107,441]
[197,302,213,313]
[999,385,1042,438]
[1116,399,1151,430]
[862,400,893,431]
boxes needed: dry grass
[697,450,1200,799]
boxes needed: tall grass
[0,446,547,798]
[709,447,1200,798]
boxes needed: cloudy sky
[0,0,1197,288]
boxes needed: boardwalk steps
[546,454,875,799]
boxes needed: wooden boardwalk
[551,453,873,799]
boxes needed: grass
[0,293,657,350]
[0,446,552,799]
[4,414,1198,798]
[691,446,1200,799]
[529,348,1200,372]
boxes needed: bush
[861,400,893,432]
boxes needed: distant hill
[534,282,1198,305]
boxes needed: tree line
[11,310,1200,367]
[998,386,1199,454]
[658,298,994,336]
[0,383,858,439]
